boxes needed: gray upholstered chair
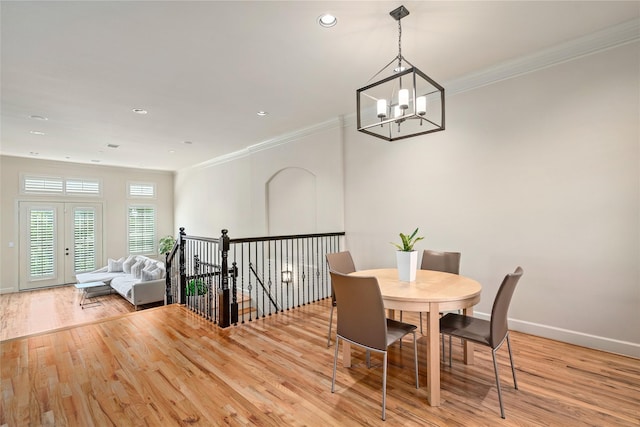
[439,266,524,419]
[329,270,419,421]
[325,251,356,347]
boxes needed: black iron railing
[165,228,345,327]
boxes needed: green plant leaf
[391,228,424,251]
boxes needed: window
[23,176,63,194]
[128,182,156,198]
[22,175,101,196]
[128,206,156,254]
[66,179,101,196]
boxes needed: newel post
[178,227,186,305]
[218,229,231,327]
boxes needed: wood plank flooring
[1,288,639,426]
[0,285,159,341]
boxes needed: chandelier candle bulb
[398,89,409,109]
[377,99,388,118]
[416,96,427,115]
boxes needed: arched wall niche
[266,167,317,235]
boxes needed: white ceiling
[1,1,638,171]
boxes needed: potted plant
[186,278,208,296]
[391,228,424,282]
[158,235,176,255]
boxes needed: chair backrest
[490,266,524,347]
[326,252,356,305]
[326,251,356,274]
[329,270,387,351]
[420,249,461,275]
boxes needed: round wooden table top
[350,268,482,312]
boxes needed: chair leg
[412,331,419,389]
[448,335,452,367]
[331,336,340,393]
[506,333,518,389]
[382,351,387,421]
[327,304,334,347]
[419,312,423,335]
[492,348,505,419]
[441,333,445,362]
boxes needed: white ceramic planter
[396,250,418,282]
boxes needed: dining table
[347,268,482,407]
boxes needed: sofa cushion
[110,276,136,300]
[131,259,145,279]
[76,270,127,284]
[108,257,125,272]
[141,266,163,282]
[122,255,137,274]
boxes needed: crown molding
[184,117,343,171]
[446,18,640,95]
[181,18,639,172]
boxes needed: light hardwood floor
[1,286,639,426]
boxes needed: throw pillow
[141,267,163,282]
[107,257,125,272]
[131,260,145,279]
[122,255,137,274]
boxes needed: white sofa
[76,255,166,310]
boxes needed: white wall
[174,124,344,238]
[174,42,638,357]
[344,42,639,357]
[0,156,175,293]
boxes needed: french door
[19,202,103,290]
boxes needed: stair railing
[165,228,345,327]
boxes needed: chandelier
[356,5,445,141]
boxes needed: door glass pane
[29,209,55,279]
[74,208,96,273]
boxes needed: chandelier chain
[398,18,403,69]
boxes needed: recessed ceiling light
[29,130,45,135]
[168,150,176,154]
[132,108,148,115]
[183,140,193,145]
[107,144,120,148]
[257,111,268,116]
[29,115,48,121]
[318,13,337,28]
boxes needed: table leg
[462,306,475,364]
[426,303,440,406]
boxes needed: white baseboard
[474,312,640,359]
